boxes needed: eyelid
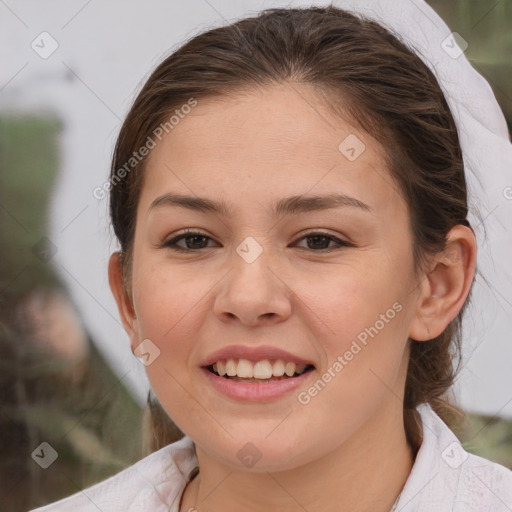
[159,229,354,252]
[160,228,217,250]
[292,230,353,249]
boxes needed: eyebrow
[147,192,373,217]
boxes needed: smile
[208,358,313,382]
[202,361,315,402]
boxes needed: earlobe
[108,251,138,342]
[409,225,477,342]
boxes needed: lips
[210,358,312,380]
[201,345,315,369]
[200,363,314,402]
[200,345,315,393]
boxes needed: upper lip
[201,345,315,368]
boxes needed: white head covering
[323,0,512,416]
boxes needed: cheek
[300,256,414,421]
[309,256,411,352]
[130,259,208,420]
[291,271,412,451]
[131,251,206,339]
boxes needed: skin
[109,82,477,512]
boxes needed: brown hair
[109,6,473,453]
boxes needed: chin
[191,430,319,473]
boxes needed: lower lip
[200,367,314,402]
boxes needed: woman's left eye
[161,230,352,252]
[294,232,352,251]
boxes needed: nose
[213,245,292,326]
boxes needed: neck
[180,402,415,512]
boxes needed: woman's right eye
[162,230,217,251]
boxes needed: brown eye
[294,232,352,251]
[163,230,217,251]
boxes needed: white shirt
[30,403,512,511]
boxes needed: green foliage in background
[0,115,143,512]
[457,412,512,469]
[0,116,62,293]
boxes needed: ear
[409,225,477,341]
[108,251,140,350]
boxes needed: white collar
[395,403,512,511]
[31,404,512,511]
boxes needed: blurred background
[0,1,511,510]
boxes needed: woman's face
[123,83,424,471]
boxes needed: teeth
[272,360,285,376]
[253,360,273,379]
[285,362,296,377]
[210,358,311,379]
[237,359,254,378]
[295,364,306,374]
[225,359,237,377]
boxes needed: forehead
[139,83,404,216]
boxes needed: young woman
[31,2,512,511]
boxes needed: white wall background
[1,0,511,417]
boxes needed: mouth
[200,345,316,401]
[205,358,315,383]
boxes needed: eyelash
[161,229,353,252]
